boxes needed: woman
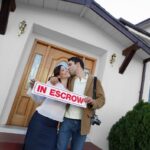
[23,64,70,150]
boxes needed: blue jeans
[57,118,86,150]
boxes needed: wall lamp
[18,20,27,36]
[110,53,117,65]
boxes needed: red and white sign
[32,82,87,108]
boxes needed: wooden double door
[7,40,96,127]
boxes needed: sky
[95,0,150,24]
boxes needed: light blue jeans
[57,118,87,150]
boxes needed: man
[56,57,105,150]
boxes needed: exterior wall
[0,3,144,150]
[90,54,143,148]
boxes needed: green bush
[108,101,150,150]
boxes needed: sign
[32,82,87,108]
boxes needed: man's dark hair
[68,57,84,70]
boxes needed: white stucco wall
[0,3,144,150]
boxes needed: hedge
[108,101,150,150]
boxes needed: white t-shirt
[65,76,88,119]
[27,81,66,122]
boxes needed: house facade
[0,0,150,149]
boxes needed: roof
[15,0,150,55]
[63,0,150,55]
[119,18,150,38]
[119,18,150,48]
[0,0,147,74]
[63,0,150,74]
[136,18,150,28]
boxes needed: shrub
[108,101,150,150]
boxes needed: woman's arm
[26,79,45,103]
[27,87,45,103]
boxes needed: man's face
[68,60,77,76]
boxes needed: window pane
[26,54,42,88]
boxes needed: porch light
[18,20,27,36]
[110,53,117,65]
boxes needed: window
[142,62,150,102]
[26,54,42,88]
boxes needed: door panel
[7,40,96,127]
[84,58,96,74]
[46,47,76,78]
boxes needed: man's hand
[29,79,36,89]
[84,97,95,105]
[50,76,59,85]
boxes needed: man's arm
[84,79,105,109]
[93,79,105,109]
[49,76,59,85]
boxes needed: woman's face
[59,66,70,79]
